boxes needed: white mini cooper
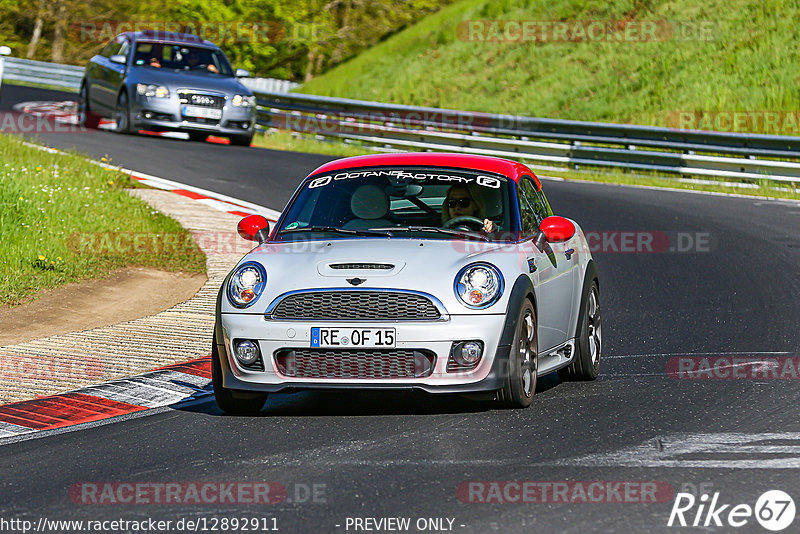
[213,153,601,413]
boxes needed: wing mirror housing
[109,54,127,65]
[237,215,271,242]
[0,46,11,56]
[235,68,250,78]
[535,216,575,249]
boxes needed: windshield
[274,167,517,242]
[133,43,233,76]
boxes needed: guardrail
[0,54,298,94]
[1,56,85,90]
[254,91,800,184]
[3,52,799,184]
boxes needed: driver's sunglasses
[446,198,472,208]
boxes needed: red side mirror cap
[237,215,271,241]
[539,216,575,243]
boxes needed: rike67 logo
[668,490,795,531]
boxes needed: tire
[77,83,99,129]
[229,133,253,146]
[559,280,601,381]
[211,338,268,414]
[188,132,208,142]
[497,299,538,408]
[114,90,133,134]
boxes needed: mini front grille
[329,263,395,270]
[270,291,441,321]
[274,349,435,379]
[178,91,225,109]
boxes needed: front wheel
[212,338,268,414]
[229,133,253,146]
[77,83,99,129]
[497,299,538,408]
[114,91,133,134]
[559,280,601,381]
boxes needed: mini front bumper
[217,313,511,394]
[132,94,255,136]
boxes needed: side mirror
[109,54,127,65]
[0,46,11,56]
[538,216,575,243]
[235,68,250,78]
[237,215,271,242]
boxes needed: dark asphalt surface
[2,84,800,533]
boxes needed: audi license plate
[182,105,222,119]
[310,327,395,348]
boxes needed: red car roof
[308,152,540,188]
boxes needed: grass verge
[300,0,800,135]
[0,134,206,307]
[253,130,800,201]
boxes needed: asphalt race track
[2,84,800,533]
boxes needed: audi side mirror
[109,54,127,65]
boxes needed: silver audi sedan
[79,31,257,145]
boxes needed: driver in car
[442,184,495,232]
[186,50,218,73]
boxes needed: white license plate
[310,327,395,348]
[182,105,222,119]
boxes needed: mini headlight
[136,84,169,98]
[454,263,503,309]
[232,94,255,107]
[228,262,266,308]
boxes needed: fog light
[450,341,483,370]
[460,342,482,364]
[234,339,260,365]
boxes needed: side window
[529,187,547,222]
[118,39,130,60]
[517,177,539,237]
[100,41,117,58]
[537,190,554,217]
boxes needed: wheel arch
[574,259,599,339]
[499,274,537,348]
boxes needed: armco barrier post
[0,46,11,102]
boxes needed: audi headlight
[232,94,256,107]
[454,263,504,309]
[227,262,266,308]
[136,84,169,98]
